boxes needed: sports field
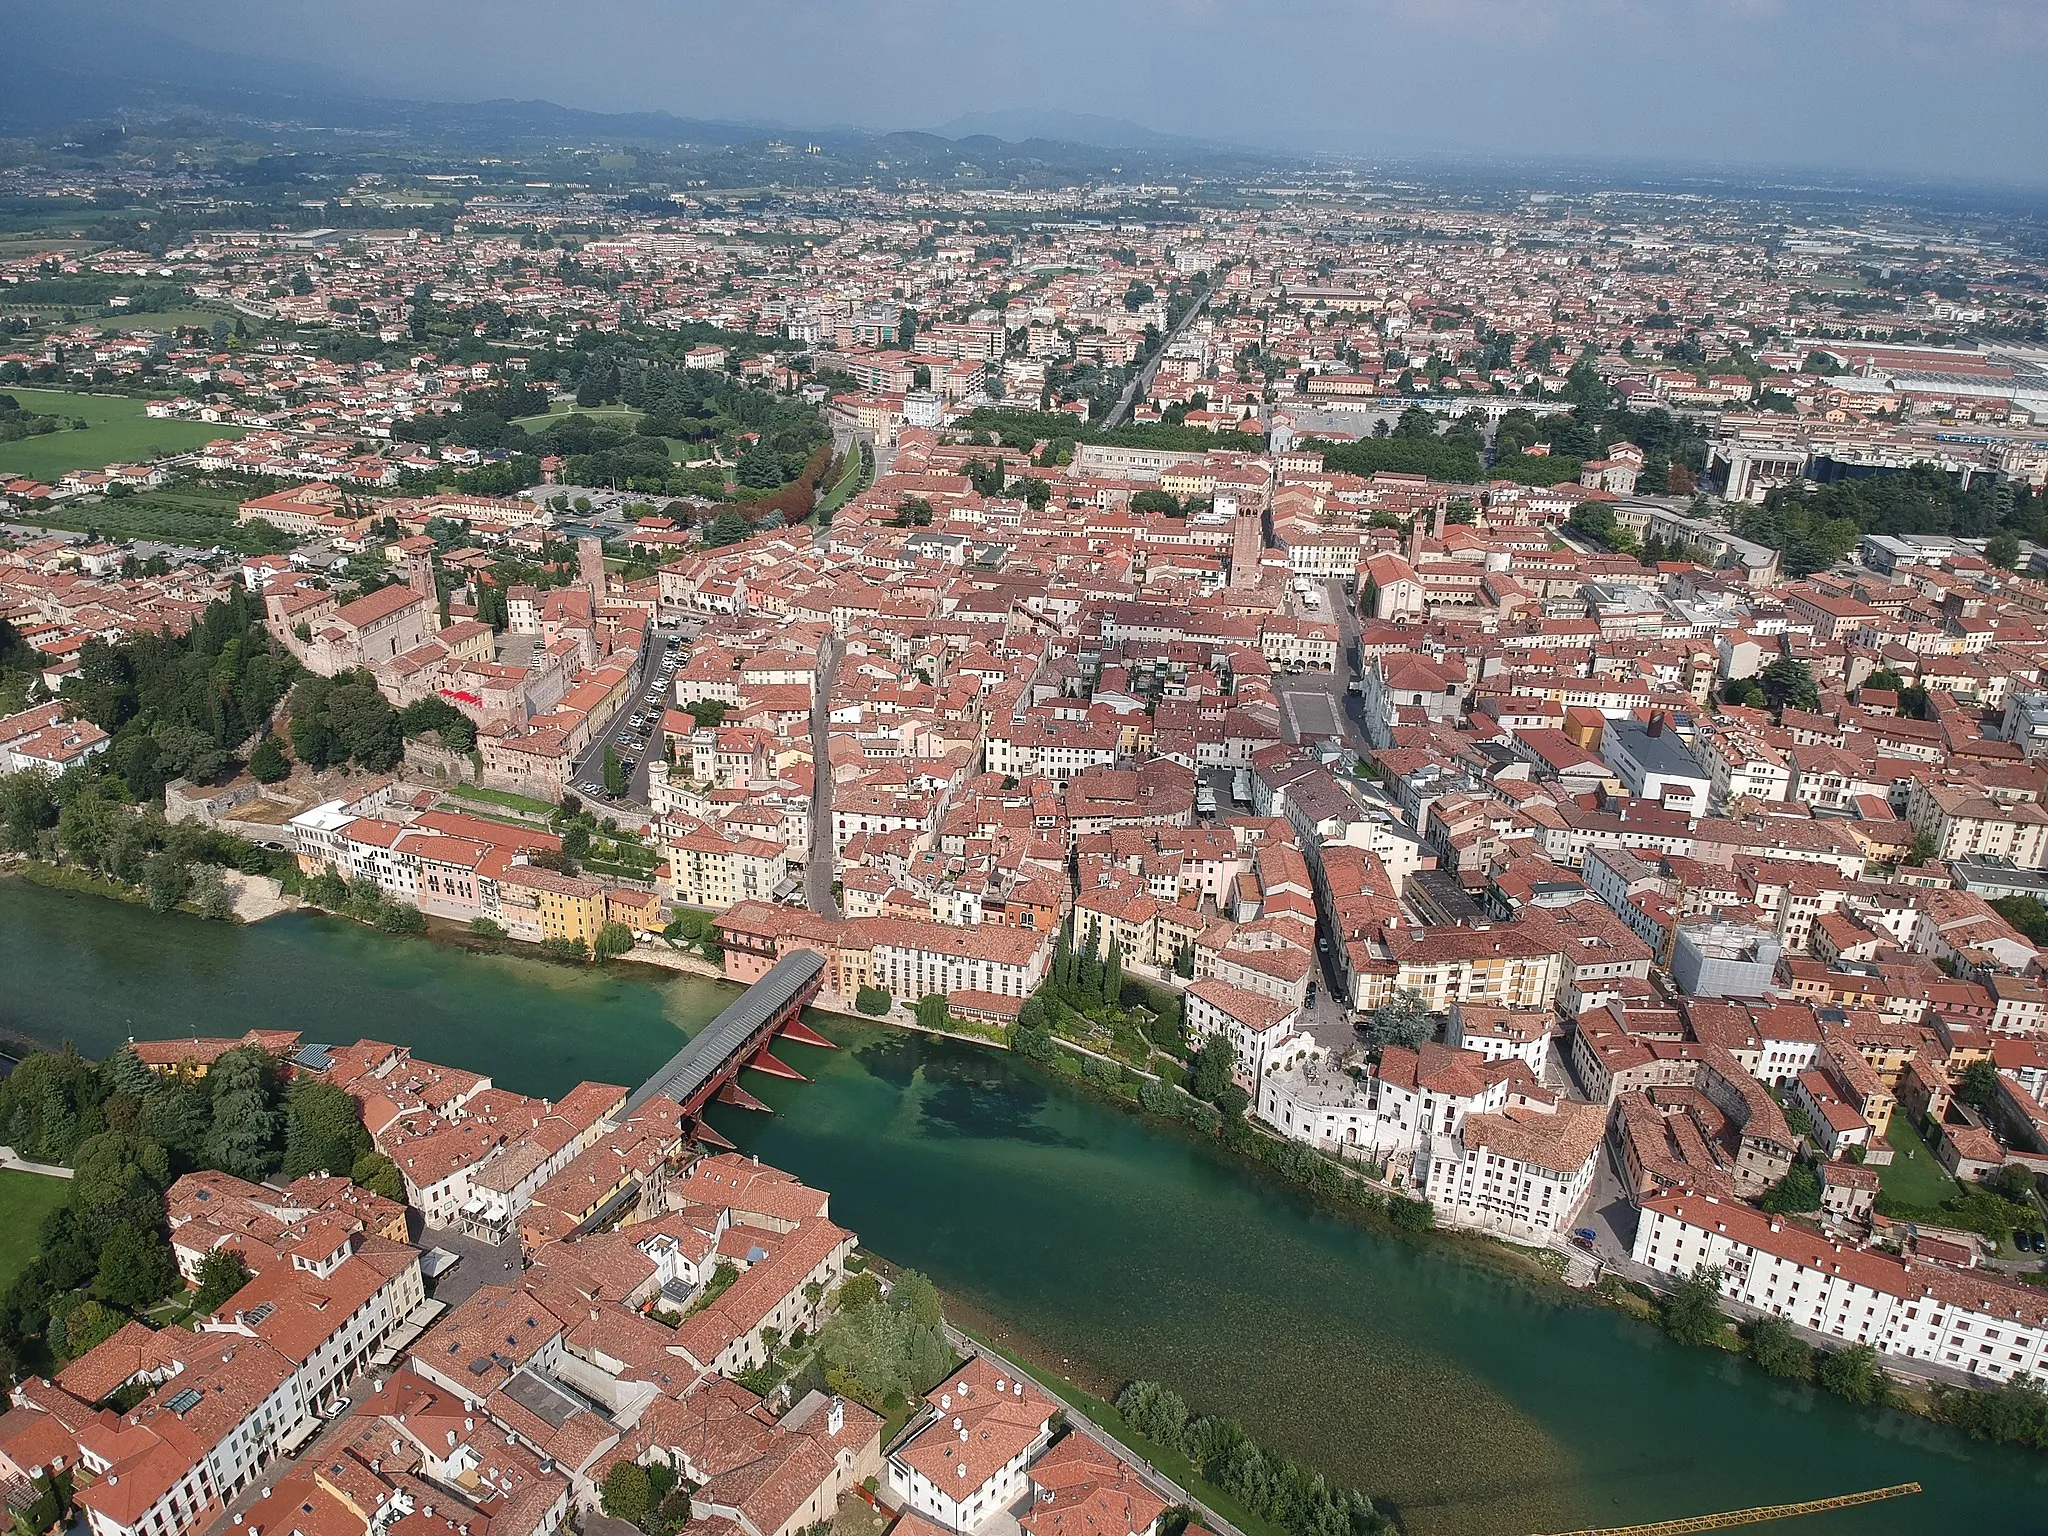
[0,389,243,480]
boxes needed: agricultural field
[0,389,243,481]
[12,482,288,555]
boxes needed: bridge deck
[626,949,826,1117]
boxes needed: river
[2,878,2044,1536]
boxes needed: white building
[1599,715,1711,814]
[1634,1191,2048,1387]
[886,1358,1054,1531]
[1184,977,1310,1089]
[1415,1101,1606,1239]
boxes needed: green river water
[1,879,2044,1536]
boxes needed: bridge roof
[626,948,827,1117]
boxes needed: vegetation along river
[3,877,2045,1536]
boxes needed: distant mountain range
[925,110,1234,155]
[0,9,1289,184]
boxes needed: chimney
[827,1397,844,1435]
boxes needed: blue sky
[28,0,2048,185]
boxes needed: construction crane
[1537,1481,1920,1536]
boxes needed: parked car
[1572,1227,1598,1248]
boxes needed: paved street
[1102,283,1217,430]
[569,621,693,809]
[806,636,842,915]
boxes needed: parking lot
[570,622,693,806]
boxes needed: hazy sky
[30,0,2048,185]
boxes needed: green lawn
[513,402,644,430]
[816,443,867,515]
[0,389,244,480]
[1880,1112,1964,1207]
[0,1169,70,1292]
[444,782,558,817]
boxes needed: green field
[0,1169,70,1292]
[0,389,244,481]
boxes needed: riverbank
[4,877,2044,1533]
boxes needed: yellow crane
[1537,1481,1920,1536]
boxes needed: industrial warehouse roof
[625,947,826,1116]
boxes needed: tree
[351,1151,404,1200]
[189,863,235,922]
[1189,1036,1234,1102]
[1987,531,2021,571]
[1386,1194,1435,1231]
[247,734,290,784]
[1816,1344,1890,1406]
[193,1250,252,1316]
[703,510,750,548]
[686,699,728,729]
[93,1227,178,1311]
[593,921,637,959]
[203,1046,283,1181]
[1758,656,1820,716]
[855,986,892,1017]
[1993,895,2048,945]
[65,1300,129,1359]
[915,994,950,1032]
[1746,1317,1813,1381]
[282,1078,371,1179]
[1758,1163,1821,1213]
[603,743,628,798]
[398,697,476,753]
[142,852,189,913]
[602,1462,653,1526]
[1957,1059,2001,1112]
[1660,1266,1728,1348]
[1361,988,1433,1052]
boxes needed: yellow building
[502,865,606,946]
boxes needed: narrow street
[806,636,841,915]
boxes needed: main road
[1100,280,1217,430]
[805,636,842,915]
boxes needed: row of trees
[0,765,279,915]
[0,1042,398,1384]
[1657,1267,1890,1406]
[1115,1380,1391,1536]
